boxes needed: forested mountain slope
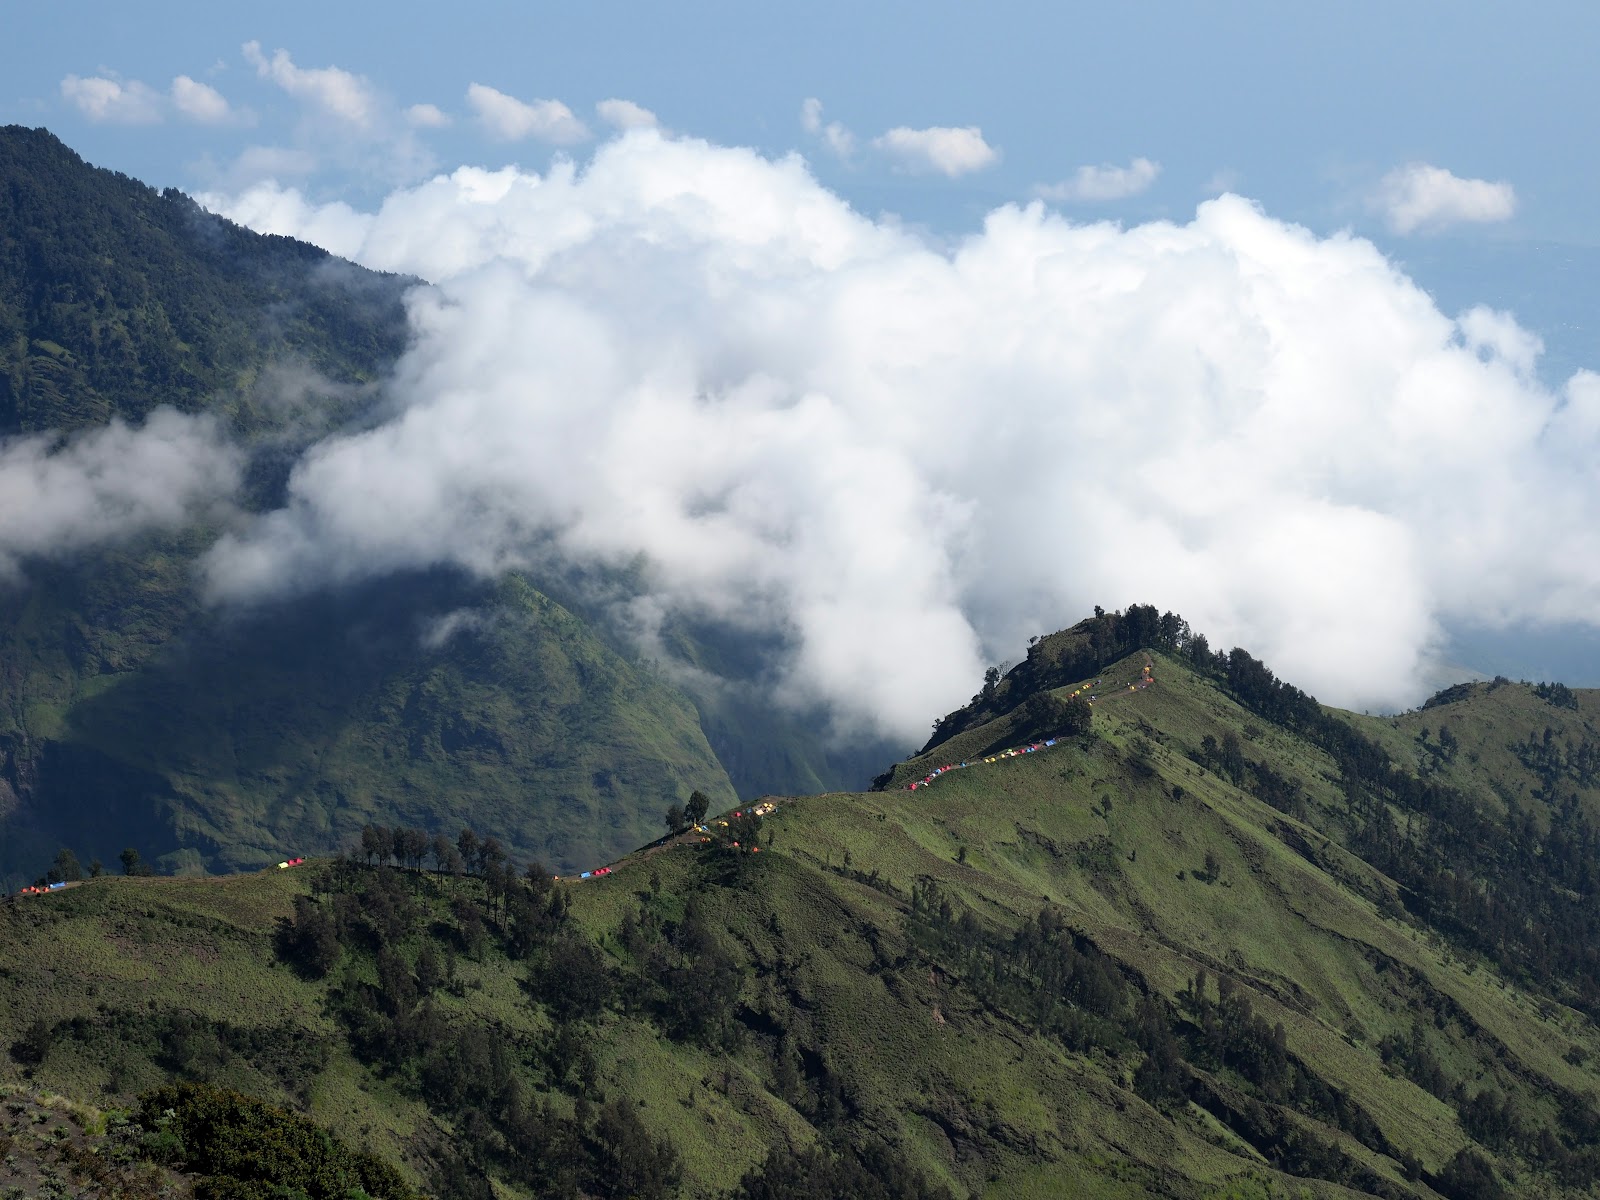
[0,124,409,436]
[6,614,1600,1199]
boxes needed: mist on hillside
[56,129,1600,740]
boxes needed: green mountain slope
[7,619,1600,1198]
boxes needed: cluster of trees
[1510,727,1600,795]
[616,888,743,1047]
[274,823,953,1200]
[1534,681,1579,710]
[1192,732,1308,819]
[1377,1019,1452,1103]
[915,891,1133,1055]
[1187,643,1600,1189]
[1021,690,1094,739]
[1343,731,1600,1021]
[1179,970,1390,1160]
[432,1092,682,1200]
[1414,724,1461,775]
[662,789,712,836]
[46,1004,330,1099]
[909,884,1134,1055]
[1208,642,1600,1012]
[357,822,510,876]
[135,1081,415,1200]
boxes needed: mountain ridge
[7,624,1600,1198]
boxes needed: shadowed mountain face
[0,128,894,888]
[4,564,737,881]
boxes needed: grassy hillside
[6,636,1600,1198]
[1348,676,1600,825]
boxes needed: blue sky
[8,2,1598,371]
[7,1,1597,241]
[7,1,1600,716]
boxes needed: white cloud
[405,102,451,129]
[596,98,657,131]
[1037,157,1161,202]
[466,83,589,144]
[872,125,998,177]
[171,75,234,124]
[200,133,1600,741]
[801,97,856,159]
[197,178,370,255]
[60,74,163,124]
[420,607,495,649]
[243,41,378,129]
[0,410,240,580]
[1376,162,1516,234]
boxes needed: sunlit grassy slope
[5,647,1598,1197]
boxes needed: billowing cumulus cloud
[1376,162,1516,234]
[243,41,378,129]
[200,129,1600,740]
[60,74,163,124]
[0,410,240,580]
[1037,156,1160,202]
[872,124,998,176]
[466,83,589,144]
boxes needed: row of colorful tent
[14,881,71,896]
[276,857,305,869]
[907,737,1063,790]
[903,666,1155,792]
[904,676,1109,791]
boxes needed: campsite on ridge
[10,603,1600,1197]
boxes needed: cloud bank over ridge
[199,130,1600,740]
